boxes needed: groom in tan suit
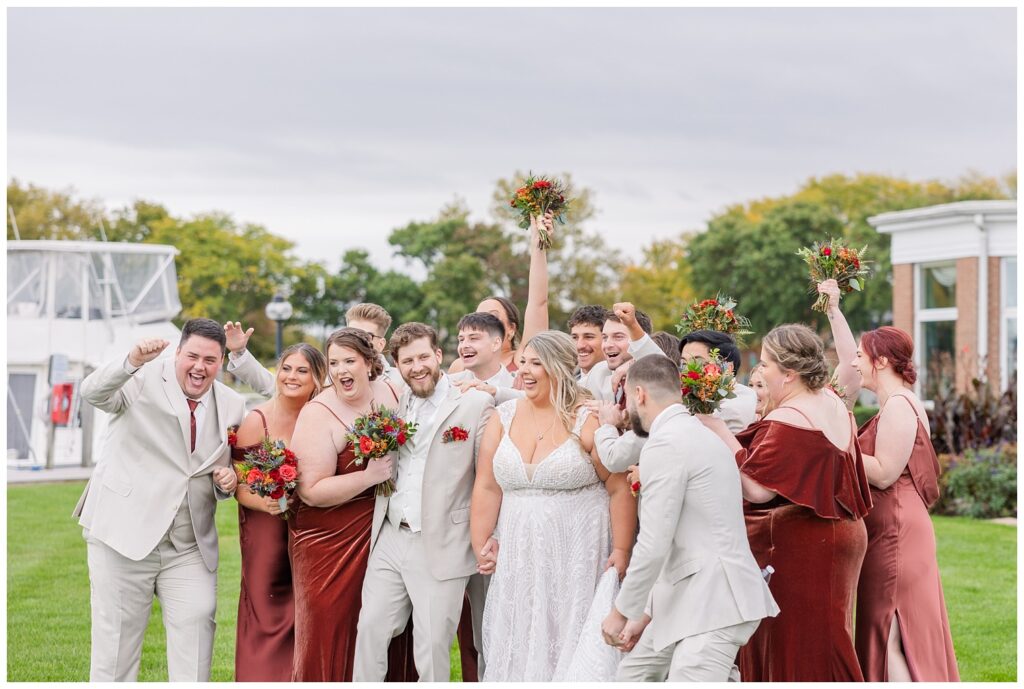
[73,318,245,681]
[601,355,778,681]
[353,322,494,681]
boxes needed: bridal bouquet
[509,173,570,250]
[679,349,737,415]
[796,238,872,312]
[675,294,753,342]
[346,405,418,497]
[234,436,299,519]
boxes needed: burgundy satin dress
[855,395,959,681]
[289,399,417,682]
[734,411,872,681]
[232,410,294,682]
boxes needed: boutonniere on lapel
[227,425,239,448]
[441,425,470,443]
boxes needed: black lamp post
[264,293,293,359]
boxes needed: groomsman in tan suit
[353,323,495,681]
[73,318,246,681]
[601,355,778,681]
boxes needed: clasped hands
[600,607,650,652]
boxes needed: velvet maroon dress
[734,410,872,682]
[289,399,417,682]
[232,410,295,682]
[855,395,959,681]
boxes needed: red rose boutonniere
[227,425,238,448]
[442,425,470,443]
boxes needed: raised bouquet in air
[345,405,418,497]
[233,435,299,519]
[509,173,570,250]
[675,294,753,342]
[796,238,872,313]
[679,348,737,415]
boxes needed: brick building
[869,200,1017,397]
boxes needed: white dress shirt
[387,374,451,532]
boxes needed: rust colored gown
[855,394,959,681]
[232,410,294,682]
[734,410,872,682]
[289,398,417,682]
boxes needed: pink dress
[855,393,959,681]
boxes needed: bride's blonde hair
[523,330,593,436]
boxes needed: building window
[1003,257,1017,389]
[916,261,958,396]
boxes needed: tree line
[7,170,1014,362]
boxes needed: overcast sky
[7,7,1016,269]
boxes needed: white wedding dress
[481,401,625,682]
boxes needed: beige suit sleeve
[628,333,668,360]
[80,355,146,415]
[226,349,276,398]
[615,436,687,621]
[594,425,645,473]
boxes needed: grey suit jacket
[369,378,495,581]
[615,405,778,651]
[73,356,246,571]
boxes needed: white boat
[7,240,182,471]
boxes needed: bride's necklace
[529,404,557,442]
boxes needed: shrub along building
[870,201,1017,397]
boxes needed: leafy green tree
[619,235,695,332]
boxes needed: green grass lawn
[7,482,1017,681]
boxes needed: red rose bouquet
[508,173,570,250]
[234,436,299,519]
[679,348,737,415]
[345,405,418,497]
[675,294,753,342]
[796,238,872,312]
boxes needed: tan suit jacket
[370,377,494,581]
[615,404,779,651]
[73,356,246,571]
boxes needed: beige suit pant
[353,519,470,681]
[86,532,217,682]
[616,619,759,682]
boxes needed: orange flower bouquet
[679,348,737,415]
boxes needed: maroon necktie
[187,399,199,453]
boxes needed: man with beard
[354,323,495,681]
[600,355,777,681]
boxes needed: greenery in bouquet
[345,405,418,497]
[675,293,753,343]
[508,173,570,249]
[679,348,737,415]
[233,435,299,519]
[796,237,872,312]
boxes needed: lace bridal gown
[481,401,625,682]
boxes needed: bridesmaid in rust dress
[288,328,416,682]
[700,324,871,681]
[852,327,959,681]
[231,343,327,682]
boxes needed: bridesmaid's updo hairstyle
[277,343,328,398]
[861,326,918,385]
[762,324,829,391]
[482,295,521,349]
[325,327,384,381]
[523,330,593,436]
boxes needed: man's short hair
[388,322,439,358]
[345,303,393,336]
[457,312,505,341]
[679,329,741,373]
[626,354,682,400]
[605,308,654,335]
[567,305,611,331]
[179,318,226,353]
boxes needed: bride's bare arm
[470,415,505,564]
[291,402,391,507]
[583,415,637,577]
